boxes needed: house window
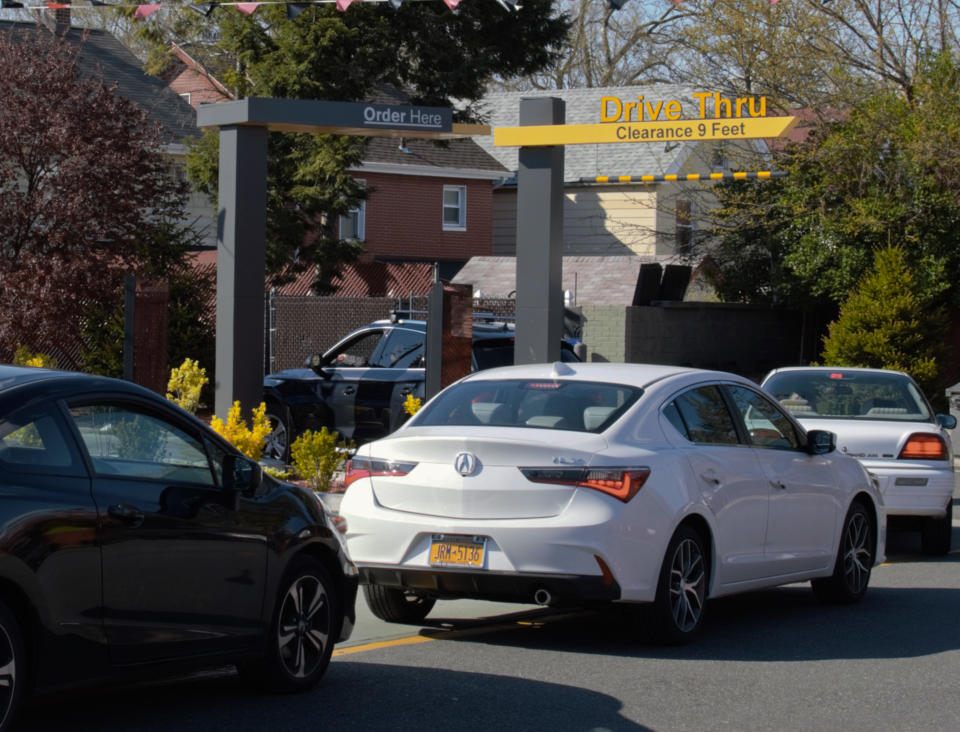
[339,181,366,241]
[179,92,192,106]
[676,199,693,253]
[442,185,466,231]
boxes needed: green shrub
[820,245,947,401]
[290,427,354,492]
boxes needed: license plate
[429,535,486,567]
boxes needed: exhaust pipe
[533,588,552,606]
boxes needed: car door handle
[699,470,721,486]
[108,503,145,525]
[343,386,356,395]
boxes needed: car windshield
[764,370,933,422]
[411,379,643,433]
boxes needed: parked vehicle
[339,362,885,645]
[0,365,358,731]
[262,315,580,460]
[762,366,956,554]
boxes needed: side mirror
[936,413,957,430]
[305,353,332,378]
[223,453,263,493]
[806,429,836,455]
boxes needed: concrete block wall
[582,302,809,382]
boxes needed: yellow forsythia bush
[13,345,57,369]
[210,401,271,461]
[403,393,422,416]
[290,427,354,492]
[166,358,208,414]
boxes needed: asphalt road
[17,514,959,732]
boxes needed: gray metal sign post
[514,97,565,365]
[197,98,486,419]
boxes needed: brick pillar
[133,280,169,394]
[440,283,473,390]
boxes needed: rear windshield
[764,370,933,422]
[412,379,643,433]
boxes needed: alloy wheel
[669,537,706,632]
[264,413,288,461]
[841,511,872,595]
[0,622,16,729]
[277,574,331,679]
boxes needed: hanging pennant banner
[235,2,260,12]
[134,3,161,17]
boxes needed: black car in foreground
[263,316,581,460]
[0,365,357,731]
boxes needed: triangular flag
[286,2,308,19]
[336,0,354,10]
[387,0,403,8]
[46,2,71,8]
[236,3,260,14]
[188,3,216,16]
[495,0,519,10]
[134,4,160,18]
[443,0,461,8]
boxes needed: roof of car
[0,365,161,407]
[765,366,911,378]
[458,361,744,389]
[371,319,517,339]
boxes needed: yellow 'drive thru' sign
[494,116,797,147]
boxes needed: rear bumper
[862,462,954,517]
[359,564,620,606]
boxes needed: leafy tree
[126,2,569,291]
[704,52,960,311]
[0,26,190,356]
[820,245,947,400]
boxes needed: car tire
[363,585,436,624]
[920,499,953,556]
[812,500,874,604]
[647,524,708,645]
[264,402,291,463]
[0,600,24,732]
[240,558,340,693]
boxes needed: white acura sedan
[762,366,956,555]
[340,362,885,644]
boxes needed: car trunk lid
[367,430,609,519]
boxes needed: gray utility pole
[514,97,565,365]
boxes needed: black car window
[413,379,642,433]
[378,328,425,368]
[326,329,384,368]
[472,338,515,371]
[68,403,216,485]
[726,385,801,450]
[0,403,80,473]
[669,386,739,445]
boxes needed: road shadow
[17,661,650,732]
[409,526,960,664]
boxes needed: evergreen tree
[820,246,947,398]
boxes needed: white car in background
[762,366,956,555]
[340,362,885,644]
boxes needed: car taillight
[344,457,418,488]
[898,434,948,460]
[519,466,650,502]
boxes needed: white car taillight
[898,434,948,460]
[519,466,650,502]
[344,456,418,488]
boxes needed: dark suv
[263,317,579,459]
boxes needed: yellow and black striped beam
[580,170,788,184]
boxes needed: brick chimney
[39,6,71,37]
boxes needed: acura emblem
[454,452,479,476]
